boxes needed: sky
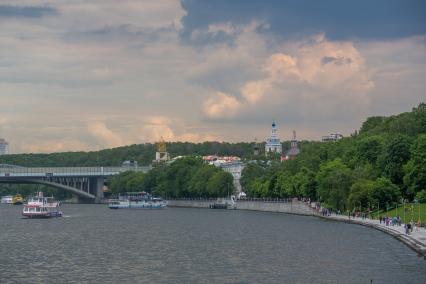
[0,0,425,153]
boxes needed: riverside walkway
[321,213,426,258]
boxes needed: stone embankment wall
[166,199,318,216]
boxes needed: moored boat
[12,194,24,205]
[209,195,237,210]
[1,195,13,204]
[22,192,63,218]
[108,192,167,209]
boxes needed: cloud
[202,92,243,119]
[21,139,90,153]
[87,121,123,148]
[0,3,425,153]
[139,116,221,143]
[202,34,375,120]
[0,5,57,18]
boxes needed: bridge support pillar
[89,177,104,203]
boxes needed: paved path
[321,213,426,258]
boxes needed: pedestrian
[379,216,382,224]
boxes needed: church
[264,121,300,160]
[265,121,282,155]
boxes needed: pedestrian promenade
[323,213,426,258]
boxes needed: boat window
[29,207,35,212]
[36,207,41,212]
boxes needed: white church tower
[265,121,282,155]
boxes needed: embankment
[166,199,317,216]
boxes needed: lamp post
[368,202,370,219]
[403,199,407,225]
[377,202,380,220]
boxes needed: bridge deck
[0,166,151,177]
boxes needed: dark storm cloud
[181,0,426,41]
[0,5,57,18]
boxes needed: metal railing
[166,197,293,203]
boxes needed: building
[265,121,282,155]
[283,130,300,160]
[153,137,170,164]
[0,138,9,155]
[322,133,343,142]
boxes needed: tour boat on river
[108,192,167,209]
[22,192,63,218]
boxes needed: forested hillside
[241,103,426,211]
[1,104,424,205]
[0,142,256,167]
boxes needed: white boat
[209,195,237,210]
[108,192,167,209]
[1,195,13,204]
[22,192,63,218]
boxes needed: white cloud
[0,3,424,152]
[202,34,376,121]
[87,121,123,148]
[202,92,243,119]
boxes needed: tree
[356,135,384,166]
[348,179,375,211]
[206,171,235,197]
[403,134,426,199]
[378,135,411,187]
[370,177,401,209]
[316,159,353,210]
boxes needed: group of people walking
[379,215,402,226]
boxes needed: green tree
[403,134,426,198]
[379,135,411,187]
[316,159,353,210]
[348,179,375,211]
[370,177,401,209]
[207,171,235,197]
[356,135,384,166]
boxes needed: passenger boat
[209,196,237,210]
[22,192,63,218]
[1,195,13,204]
[108,192,167,209]
[12,194,24,205]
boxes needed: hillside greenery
[1,103,424,205]
[242,103,426,212]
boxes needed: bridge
[0,164,151,202]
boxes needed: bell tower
[154,137,170,164]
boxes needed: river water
[0,204,425,283]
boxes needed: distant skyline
[0,0,425,153]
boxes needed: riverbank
[320,214,426,259]
[166,199,426,259]
[166,199,317,216]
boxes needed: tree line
[241,103,426,211]
[107,157,235,198]
[1,103,424,207]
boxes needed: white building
[265,121,282,155]
[0,138,9,155]
[322,133,343,142]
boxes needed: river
[0,204,425,283]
